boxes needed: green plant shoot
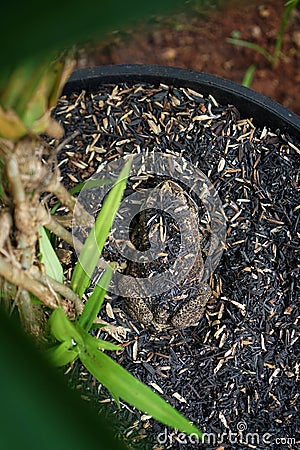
[47,308,203,439]
[242,64,256,88]
[71,158,132,297]
[78,266,113,331]
[227,0,299,68]
[38,226,64,283]
[50,177,112,215]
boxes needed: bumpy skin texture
[120,181,211,328]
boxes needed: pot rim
[63,64,300,139]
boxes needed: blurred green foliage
[0,306,128,450]
[1,0,183,68]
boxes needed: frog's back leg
[124,297,154,325]
[170,283,211,328]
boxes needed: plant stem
[5,153,25,203]
[46,276,83,314]
[273,0,299,67]
[0,210,12,249]
[0,276,14,313]
[226,38,274,65]
[49,180,94,228]
[45,215,84,250]
[16,289,45,337]
[30,266,84,314]
[0,255,59,309]
[45,216,75,247]
[242,64,256,88]
[228,0,299,69]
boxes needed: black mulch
[50,82,300,450]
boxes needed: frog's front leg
[119,273,153,325]
[170,283,211,328]
[124,297,153,326]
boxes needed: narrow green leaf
[50,202,61,215]
[226,37,274,65]
[242,64,256,88]
[16,61,49,121]
[71,178,113,195]
[76,329,121,352]
[29,294,43,305]
[38,226,64,283]
[89,323,107,330]
[0,305,130,450]
[91,338,121,352]
[285,0,299,5]
[78,343,202,438]
[48,308,83,344]
[273,0,299,65]
[78,267,113,331]
[110,391,121,408]
[50,178,112,215]
[47,340,78,366]
[0,59,46,110]
[71,158,132,297]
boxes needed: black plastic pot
[60,65,300,442]
[63,64,300,140]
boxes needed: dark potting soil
[50,82,300,449]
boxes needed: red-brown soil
[78,0,300,115]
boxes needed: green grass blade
[0,306,130,450]
[242,64,256,88]
[38,226,64,283]
[89,323,107,330]
[78,341,203,438]
[89,338,121,352]
[78,266,113,331]
[71,158,132,297]
[0,59,46,110]
[47,340,78,366]
[273,0,299,65]
[226,37,274,65]
[70,178,113,195]
[50,178,112,215]
[48,307,83,344]
[77,330,121,351]
[47,309,121,366]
